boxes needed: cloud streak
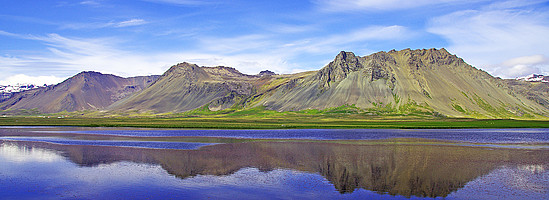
[0,24,413,85]
[141,0,214,6]
[116,19,147,27]
[427,1,549,78]
[60,19,148,30]
[192,25,413,73]
[80,1,101,6]
[313,0,465,11]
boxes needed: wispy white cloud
[0,56,29,76]
[0,23,414,85]
[0,31,19,40]
[493,55,549,78]
[0,30,32,39]
[60,19,147,30]
[200,25,411,55]
[0,31,168,83]
[295,25,411,53]
[269,24,318,34]
[198,34,274,54]
[427,1,549,78]
[80,1,101,6]
[502,55,548,67]
[251,22,320,34]
[313,0,466,11]
[0,31,292,84]
[141,0,214,6]
[486,0,548,9]
[60,22,112,30]
[192,25,413,73]
[116,19,147,27]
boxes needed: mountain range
[1,48,548,118]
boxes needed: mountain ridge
[2,48,548,118]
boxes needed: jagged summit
[316,48,456,85]
[258,70,276,76]
[77,71,104,76]
[166,63,257,79]
[335,51,358,62]
[165,62,202,74]
[314,51,363,87]
[203,66,249,78]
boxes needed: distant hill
[0,84,47,102]
[0,71,159,113]
[516,74,549,83]
[3,48,549,118]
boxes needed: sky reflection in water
[0,143,405,200]
[0,136,215,150]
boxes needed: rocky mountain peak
[163,62,209,81]
[203,66,247,78]
[72,71,109,81]
[395,48,461,69]
[77,71,102,76]
[314,51,363,87]
[258,70,276,76]
[335,51,358,63]
[168,62,200,72]
[397,48,447,56]
[369,51,396,65]
[62,71,105,87]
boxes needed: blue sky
[1,0,549,85]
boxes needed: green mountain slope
[503,79,549,110]
[109,62,312,113]
[260,49,548,118]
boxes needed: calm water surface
[30,127,549,143]
[0,126,548,199]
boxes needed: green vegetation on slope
[0,114,547,129]
[1,102,548,129]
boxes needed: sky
[1,0,549,85]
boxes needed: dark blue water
[34,128,549,143]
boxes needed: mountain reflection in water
[1,140,547,198]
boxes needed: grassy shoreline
[0,116,548,129]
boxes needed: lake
[1,126,548,199]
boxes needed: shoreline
[0,117,548,129]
